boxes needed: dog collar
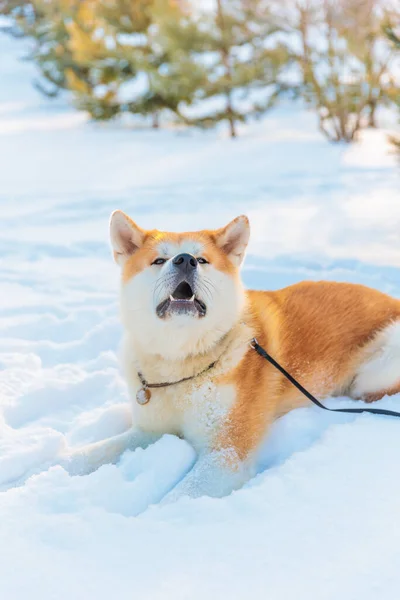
[136,361,216,405]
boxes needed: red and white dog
[65,211,400,500]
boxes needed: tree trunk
[152,112,159,129]
[216,0,236,139]
[227,106,236,138]
[367,100,377,128]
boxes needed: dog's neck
[123,305,254,385]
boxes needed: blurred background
[1,0,399,140]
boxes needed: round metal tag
[136,387,151,405]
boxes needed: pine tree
[0,0,93,97]
[30,0,94,97]
[67,0,197,124]
[338,0,398,128]
[385,24,400,155]
[0,1,40,37]
[1,0,192,122]
[62,0,133,119]
[292,0,399,142]
[0,0,32,24]
[174,0,289,138]
[145,1,210,127]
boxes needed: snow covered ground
[1,29,400,600]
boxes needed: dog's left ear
[214,215,250,266]
[109,210,146,265]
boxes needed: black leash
[250,338,400,418]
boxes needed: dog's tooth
[169,295,175,301]
[190,295,195,301]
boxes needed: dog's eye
[197,257,209,264]
[152,258,167,266]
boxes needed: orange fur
[122,228,236,282]
[217,282,400,461]
[364,384,400,403]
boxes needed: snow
[1,29,400,600]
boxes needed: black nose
[172,253,197,272]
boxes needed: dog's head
[110,211,250,359]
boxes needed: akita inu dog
[65,211,400,501]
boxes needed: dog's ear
[109,210,145,265]
[214,215,250,266]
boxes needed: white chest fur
[129,377,236,452]
[121,320,251,452]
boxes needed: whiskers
[196,275,218,304]
[152,271,176,305]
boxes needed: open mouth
[156,281,206,318]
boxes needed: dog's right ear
[109,210,145,265]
